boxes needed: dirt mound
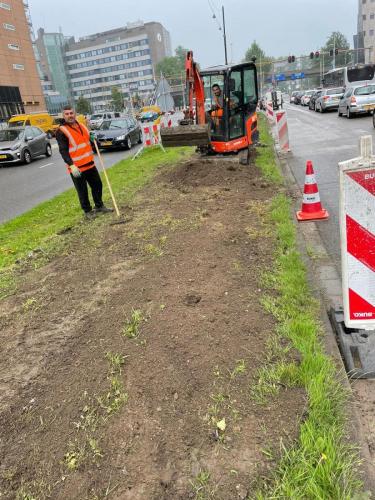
[0,155,304,499]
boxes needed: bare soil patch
[0,155,305,499]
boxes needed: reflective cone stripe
[297,160,329,221]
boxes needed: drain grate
[330,307,375,379]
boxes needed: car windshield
[100,119,128,130]
[354,85,375,96]
[305,91,314,96]
[0,129,23,142]
[90,114,103,120]
[327,88,344,95]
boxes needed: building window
[13,64,24,70]
[3,22,15,30]
[363,14,367,20]
[8,43,20,50]
[371,13,375,18]
[371,29,375,36]
[0,2,10,9]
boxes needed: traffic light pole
[222,6,228,66]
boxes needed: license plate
[364,104,375,110]
[0,155,7,159]
[102,141,112,146]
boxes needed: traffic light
[288,55,295,63]
[310,52,314,59]
[329,49,333,57]
[315,51,320,59]
[335,48,339,56]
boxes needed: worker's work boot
[84,211,97,220]
[94,205,114,214]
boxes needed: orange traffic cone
[296,161,329,221]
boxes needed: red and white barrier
[132,122,165,160]
[276,110,290,152]
[266,102,274,122]
[339,135,375,330]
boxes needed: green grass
[254,120,362,498]
[0,147,191,297]
[256,114,284,185]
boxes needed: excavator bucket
[160,124,210,148]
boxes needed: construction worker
[210,84,224,133]
[56,105,113,220]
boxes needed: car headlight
[11,142,21,151]
[115,134,126,141]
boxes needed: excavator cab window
[202,74,225,141]
[228,65,257,141]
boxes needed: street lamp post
[222,6,228,65]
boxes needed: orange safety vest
[59,122,94,174]
[212,95,224,118]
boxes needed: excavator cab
[200,62,259,153]
[161,53,259,163]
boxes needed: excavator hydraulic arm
[160,51,210,148]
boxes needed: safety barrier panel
[132,122,165,160]
[276,110,290,152]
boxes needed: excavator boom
[160,51,211,148]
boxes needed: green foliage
[244,40,273,75]
[76,96,92,115]
[323,31,351,68]
[156,46,189,79]
[110,86,124,112]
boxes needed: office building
[35,28,73,110]
[66,21,172,111]
[355,0,375,63]
[0,0,45,120]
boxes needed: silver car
[315,87,345,112]
[338,84,375,118]
[0,126,52,165]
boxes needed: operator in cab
[210,83,224,133]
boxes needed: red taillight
[351,96,357,104]
[323,96,330,101]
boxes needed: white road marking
[39,162,55,169]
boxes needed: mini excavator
[161,51,259,164]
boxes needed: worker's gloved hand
[71,164,81,178]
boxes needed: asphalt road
[284,103,374,270]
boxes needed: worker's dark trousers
[70,166,104,213]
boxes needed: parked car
[338,84,375,118]
[300,90,315,106]
[0,126,52,165]
[315,87,345,113]
[8,112,54,137]
[294,92,304,105]
[290,91,299,104]
[140,111,161,124]
[89,112,121,129]
[309,90,323,110]
[92,117,142,150]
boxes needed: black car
[294,91,304,105]
[92,116,142,150]
[309,90,323,111]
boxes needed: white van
[89,112,121,129]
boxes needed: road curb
[273,142,375,493]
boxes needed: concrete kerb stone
[273,144,375,494]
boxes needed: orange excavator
[161,51,259,164]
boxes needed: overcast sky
[29,0,358,67]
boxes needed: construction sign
[339,136,375,330]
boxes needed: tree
[111,86,124,112]
[244,41,273,75]
[76,96,91,115]
[156,46,189,79]
[322,31,350,69]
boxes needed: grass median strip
[255,114,362,498]
[0,147,192,297]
